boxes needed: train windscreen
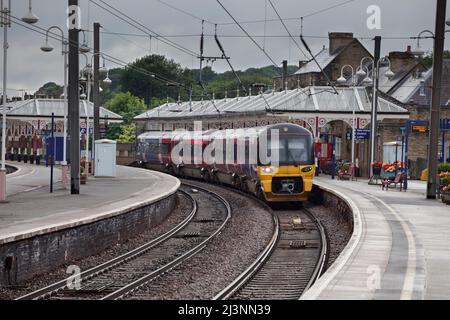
[269,136,313,166]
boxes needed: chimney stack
[388,47,417,74]
[282,60,288,91]
[329,32,354,54]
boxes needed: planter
[381,169,396,179]
[442,193,450,205]
[80,174,87,185]
[373,167,381,175]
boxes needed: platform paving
[303,176,449,300]
[5,162,57,196]
[0,163,180,245]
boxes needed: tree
[105,91,147,124]
[104,92,147,143]
[120,54,188,104]
[36,82,63,97]
[419,50,450,68]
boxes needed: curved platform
[1,163,180,244]
[302,177,450,300]
[0,163,180,286]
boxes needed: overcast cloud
[2,0,450,98]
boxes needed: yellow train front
[254,123,315,202]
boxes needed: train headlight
[301,166,313,173]
[261,167,274,174]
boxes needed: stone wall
[0,192,177,287]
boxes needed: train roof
[138,123,312,141]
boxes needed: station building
[135,32,450,178]
[0,98,122,163]
[135,87,409,176]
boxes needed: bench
[381,172,405,191]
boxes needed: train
[136,123,315,202]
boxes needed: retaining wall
[0,192,178,287]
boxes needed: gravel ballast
[127,180,275,300]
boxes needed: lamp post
[410,15,450,198]
[41,25,69,188]
[1,0,38,202]
[357,55,395,176]
[80,53,93,176]
[337,65,357,178]
[80,53,109,176]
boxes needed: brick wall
[116,143,136,166]
[0,193,177,286]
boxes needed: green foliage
[37,82,63,97]
[104,92,147,143]
[105,92,147,124]
[106,123,137,143]
[106,123,122,141]
[120,55,189,104]
[117,123,137,143]
[441,176,450,186]
[419,50,450,68]
[438,163,450,173]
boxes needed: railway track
[16,184,231,300]
[214,205,328,300]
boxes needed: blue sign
[346,129,370,140]
[443,119,450,130]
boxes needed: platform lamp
[337,65,358,179]
[40,25,70,188]
[356,56,395,177]
[79,53,110,176]
[1,0,38,202]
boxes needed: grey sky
[2,0,450,98]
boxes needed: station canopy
[135,86,409,121]
[5,98,123,122]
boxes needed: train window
[287,139,308,162]
[267,137,312,165]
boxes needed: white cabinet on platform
[94,139,117,177]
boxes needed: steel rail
[301,207,329,294]
[101,182,232,300]
[16,188,198,300]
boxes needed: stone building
[376,56,450,178]
[135,87,408,176]
[0,98,122,163]
[136,32,450,179]
[274,32,373,90]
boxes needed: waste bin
[94,139,117,177]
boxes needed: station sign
[346,129,371,140]
[80,128,94,134]
[412,125,428,133]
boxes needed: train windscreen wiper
[286,147,298,167]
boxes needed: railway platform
[303,176,450,300]
[0,162,179,285]
[4,161,56,197]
